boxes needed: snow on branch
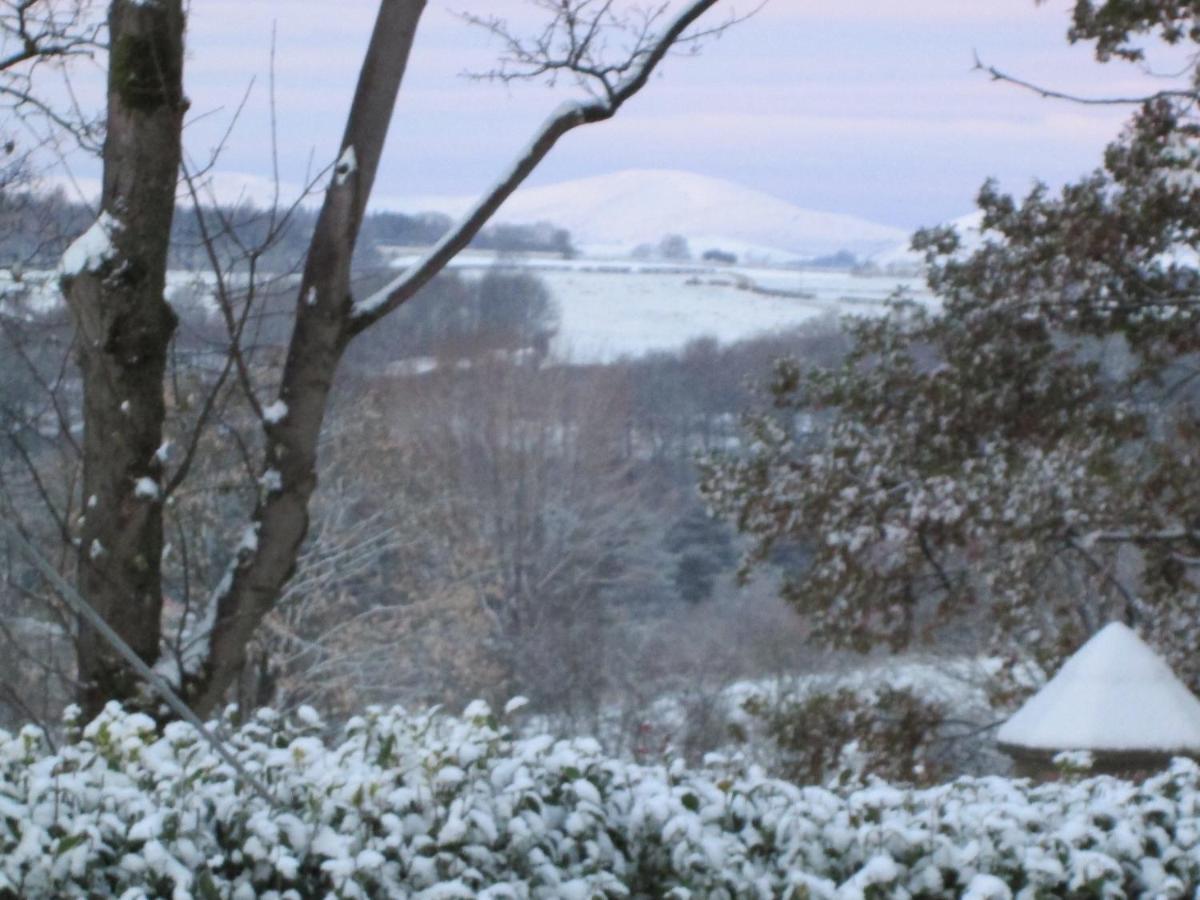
[349,0,728,331]
[57,210,120,278]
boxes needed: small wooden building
[997,622,1200,778]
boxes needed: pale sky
[54,0,1169,229]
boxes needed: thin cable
[1,519,277,806]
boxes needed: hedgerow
[1,701,1198,898]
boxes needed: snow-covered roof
[997,622,1200,753]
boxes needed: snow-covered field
[8,254,931,364]
[419,263,927,362]
[261,256,929,361]
[542,268,927,362]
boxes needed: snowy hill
[45,168,910,264]
[394,169,909,264]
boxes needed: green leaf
[53,833,87,857]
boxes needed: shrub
[0,702,1198,897]
[746,684,951,787]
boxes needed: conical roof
[997,622,1200,753]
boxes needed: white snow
[334,145,357,186]
[535,267,926,362]
[369,252,929,362]
[262,400,288,424]
[133,477,159,501]
[152,565,231,687]
[503,696,529,715]
[964,874,1014,900]
[59,212,121,278]
[391,169,907,262]
[237,523,260,555]
[13,689,1200,897]
[997,621,1200,752]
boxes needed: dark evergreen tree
[702,0,1200,688]
[665,506,736,604]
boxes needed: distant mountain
[394,169,909,264]
[41,168,913,265]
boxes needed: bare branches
[0,0,104,151]
[462,0,759,102]
[351,0,725,331]
[1064,535,1140,627]
[463,0,668,102]
[973,50,1200,107]
[0,0,98,73]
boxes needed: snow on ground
[11,252,930,364]
[998,622,1200,753]
[376,251,931,361]
[545,269,833,362]
[538,267,929,362]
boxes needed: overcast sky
[57,0,1168,230]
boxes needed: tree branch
[973,51,1200,106]
[350,0,722,332]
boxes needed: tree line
[0,187,575,274]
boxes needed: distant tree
[477,267,558,355]
[702,248,737,265]
[664,506,735,604]
[346,268,559,365]
[361,210,452,248]
[473,221,576,258]
[701,0,1200,690]
[806,249,857,269]
[659,233,692,260]
[399,359,667,713]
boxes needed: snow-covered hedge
[2,702,1199,898]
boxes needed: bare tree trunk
[186,0,722,717]
[52,0,724,721]
[187,0,426,716]
[65,0,185,720]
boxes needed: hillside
[401,169,909,263]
